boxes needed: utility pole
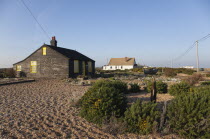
[196,41,199,72]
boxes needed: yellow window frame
[30,61,37,73]
[43,47,47,55]
[16,65,21,71]
[74,60,79,73]
[88,61,92,72]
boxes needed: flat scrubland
[0,79,178,138]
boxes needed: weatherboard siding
[13,46,69,78]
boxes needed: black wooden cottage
[13,37,95,78]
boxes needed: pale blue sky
[0,0,210,68]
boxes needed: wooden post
[150,77,157,103]
[153,80,157,103]
[150,85,154,102]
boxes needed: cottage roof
[108,57,135,66]
[13,44,94,65]
[47,45,95,62]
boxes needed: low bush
[169,82,190,96]
[124,99,160,134]
[164,68,177,77]
[200,81,210,86]
[131,68,143,72]
[129,83,140,93]
[163,68,195,77]
[175,68,195,75]
[206,74,210,77]
[147,81,168,94]
[191,85,210,93]
[183,74,203,86]
[0,68,15,78]
[167,90,210,138]
[79,79,127,125]
[102,116,127,135]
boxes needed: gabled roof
[14,44,94,65]
[108,57,135,66]
[47,45,95,62]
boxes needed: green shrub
[129,83,140,93]
[78,79,128,106]
[167,91,210,138]
[169,82,190,96]
[206,74,210,77]
[175,68,195,75]
[124,99,160,134]
[93,79,127,94]
[183,74,203,86]
[0,68,15,78]
[79,79,127,125]
[191,85,210,93]
[147,81,168,94]
[164,68,177,77]
[163,68,195,77]
[132,68,143,72]
[200,81,210,86]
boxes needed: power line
[171,33,210,69]
[19,0,50,40]
[198,34,210,42]
[173,34,210,62]
[173,42,196,61]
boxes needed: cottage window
[30,61,37,73]
[74,60,79,73]
[82,61,86,75]
[43,47,47,55]
[16,65,21,71]
[88,61,92,72]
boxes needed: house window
[16,65,21,71]
[110,66,112,69]
[82,61,85,75]
[121,66,123,69]
[88,61,92,72]
[30,61,37,73]
[43,47,47,55]
[74,60,79,73]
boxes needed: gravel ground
[0,79,178,139]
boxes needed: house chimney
[125,57,128,61]
[50,36,57,46]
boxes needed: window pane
[74,60,79,73]
[30,61,37,73]
[31,61,37,66]
[16,65,21,71]
[43,47,47,55]
[88,61,92,72]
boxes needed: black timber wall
[13,46,69,78]
[69,59,95,78]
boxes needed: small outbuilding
[13,37,95,78]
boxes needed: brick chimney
[125,57,128,61]
[50,36,57,47]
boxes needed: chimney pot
[50,36,57,47]
[125,57,128,61]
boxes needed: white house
[103,57,137,70]
[181,66,194,69]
